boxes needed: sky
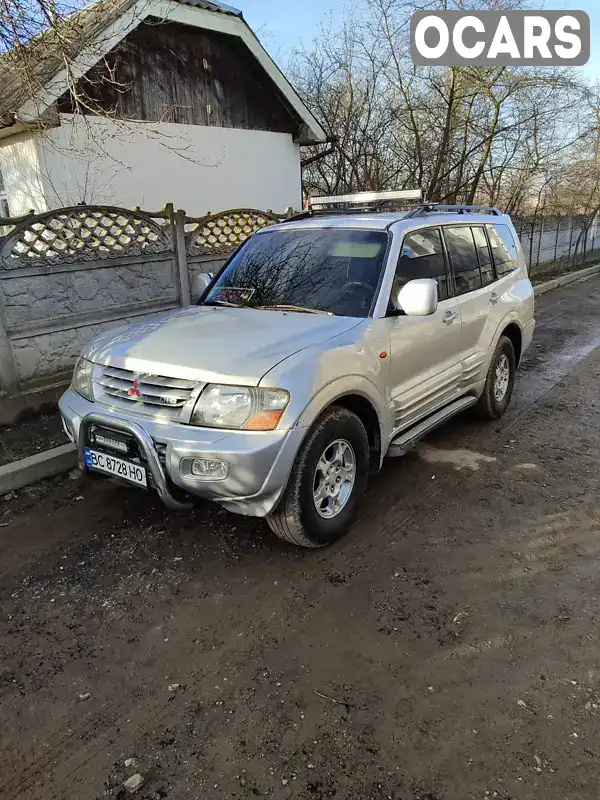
[236,0,600,82]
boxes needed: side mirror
[396,278,438,316]
[192,272,214,299]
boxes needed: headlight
[71,357,95,402]
[190,384,290,430]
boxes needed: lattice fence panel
[187,209,282,256]
[0,206,172,269]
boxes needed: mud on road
[2,276,600,800]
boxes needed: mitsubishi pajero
[59,200,535,547]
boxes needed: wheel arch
[294,379,389,474]
[500,321,523,366]
[331,393,382,473]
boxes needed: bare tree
[0,0,223,207]
[1,0,135,125]
[294,0,596,215]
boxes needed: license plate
[84,448,147,488]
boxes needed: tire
[474,335,516,420]
[266,406,369,548]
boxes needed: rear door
[443,224,500,390]
[386,226,463,432]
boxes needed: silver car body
[59,210,535,516]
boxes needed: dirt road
[2,275,600,800]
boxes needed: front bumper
[59,388,305,517]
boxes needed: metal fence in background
[514,214,600,277]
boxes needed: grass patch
[531,257,600,286]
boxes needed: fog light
[190,458,229,480]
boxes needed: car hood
[83,305,363,385]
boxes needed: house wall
[36,115,302,212]
[0,131,47,215]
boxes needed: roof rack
[405,203,502,218]
[284,207,396,222]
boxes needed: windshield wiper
[257,304,334,316]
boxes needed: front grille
[97,366,197,411]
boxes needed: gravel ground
[2,275,600,800]
[0,411,66,466]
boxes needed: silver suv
[59,201,535,548]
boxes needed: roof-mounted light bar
[308,189,422,209]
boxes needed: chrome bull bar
[78,413,192,511]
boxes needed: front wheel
[266,406,369,548]
[474,335,516,420]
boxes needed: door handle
[443,310,459,325]
[490,292,499,305]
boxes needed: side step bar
[386,396,477,458]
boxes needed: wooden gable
[57,19,301,136]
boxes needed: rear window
[488,224,519,276]
[443,226,482,295]
[471,226,495,286]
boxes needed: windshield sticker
[211,286,255,304]
[330,242,383,259]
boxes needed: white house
[0,0,326,217]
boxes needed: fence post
[568,217,575,264]
[167,204,191,307]
[535,216,544,271]
[553,217,560,263]
[528,218,535,267]
[0,290,19,396]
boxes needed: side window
[488,224,519,277]
[472,226,495,286]
[393,227,449,301]
[443,226,482,295]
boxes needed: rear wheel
[266,406,369,548]
[474,335,516,420]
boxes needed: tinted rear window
[488,224,519,276]
[444,226,482,295]
[471,226,495,286]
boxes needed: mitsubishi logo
[128,377,142,398]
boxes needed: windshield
[202,227,389,317]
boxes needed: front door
[386,226,463,433]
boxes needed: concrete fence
[0,203,290,423]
